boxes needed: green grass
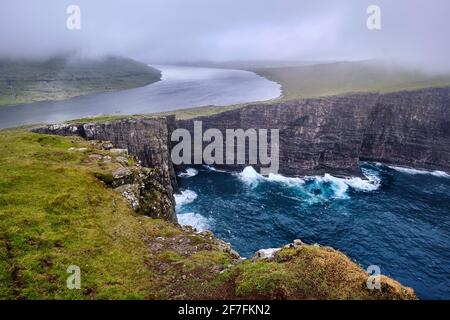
[0,56,161,107]
[231,245,416,300]
[252,60,450,101]
[0,130,232,299]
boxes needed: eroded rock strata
[177,87,450,176]
[34,117,178,222]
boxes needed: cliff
[33,116,178,222]
[177,87,450,176]
[33,87,450,216]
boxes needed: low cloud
[0,0,449,71]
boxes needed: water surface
[0,65,281,129]
[176,163,450,300]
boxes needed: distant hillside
[0,56,161,106]
[251,61,450,101]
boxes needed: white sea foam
[266,173,305,187]
[203,165,227,173]
[320,174,350,199]
[237,166,381,199]
[174,190,198,209]
[177,212,213,232]
[238,166,264,186]
[178,168,198,178]
[388,165,450,178]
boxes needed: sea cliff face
[33,116,178,222]
[177,87,450,176]
[34,87,450,219]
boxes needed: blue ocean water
[175,163,450,300]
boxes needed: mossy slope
[0,130,416,300]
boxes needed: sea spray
[177,212,213,232]
[237,166,380,198]
[388,165,450,178]
[174,189,198,209]
[178,168,199,178]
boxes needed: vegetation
[0,130,231,299]
[251,60,450,101]
[0,129,415,300]
[0,56,161,106]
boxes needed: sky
[0,0,449,71]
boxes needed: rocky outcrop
[33,116,178,222]
[82,140,177,222]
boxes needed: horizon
[1,0,450,72]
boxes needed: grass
[0,130,234,299]
[252,60,450,101]
[231,245,416,300]
[0,56,161,107]
[0,122,417,300]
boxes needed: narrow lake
[0,65,281,129]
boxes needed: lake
[0,65,281,129]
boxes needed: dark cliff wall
[33,116,179,221]
[176,87,450,176]
[360,88,450,170]
[34,87,450,191]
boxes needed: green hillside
[249,61,450,101]
[0,56,161,106]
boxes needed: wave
[238,166,265,186]
[388,165,450,178]
[203,165,228,173]
[177,212,213,232]
[174,190,198,209]
[178,168,198,178]
[237,166,380,199]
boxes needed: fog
[1,0,449,71]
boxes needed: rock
[293,239,304,247]
[112,167,133,180]
[88,154,103,160]
[228,248,240,259]
[68,147,88,152]
[114,184,140,211]
[176,87,450,176]
[110,148,128,156]
[102,155,112,163]
[102,141,114,150]
[252,248,281,261]
[115,156,129,165]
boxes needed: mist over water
[176,163,450,299]
[0,65,280,129]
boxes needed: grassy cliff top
[0,129,416,299]
[0,56,161,107]
[252,60,450,101]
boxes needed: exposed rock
[110,148,128,156]
[114,184,140,211]
[68,147,88,152]
[176,87,450,176]
[88,154,103,160]
[84,145,177,222]
[102,141,114,150]
[33,116,178,222]
[253,248,281,261]
[115,156,129,165]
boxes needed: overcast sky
[0,0,449,70]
